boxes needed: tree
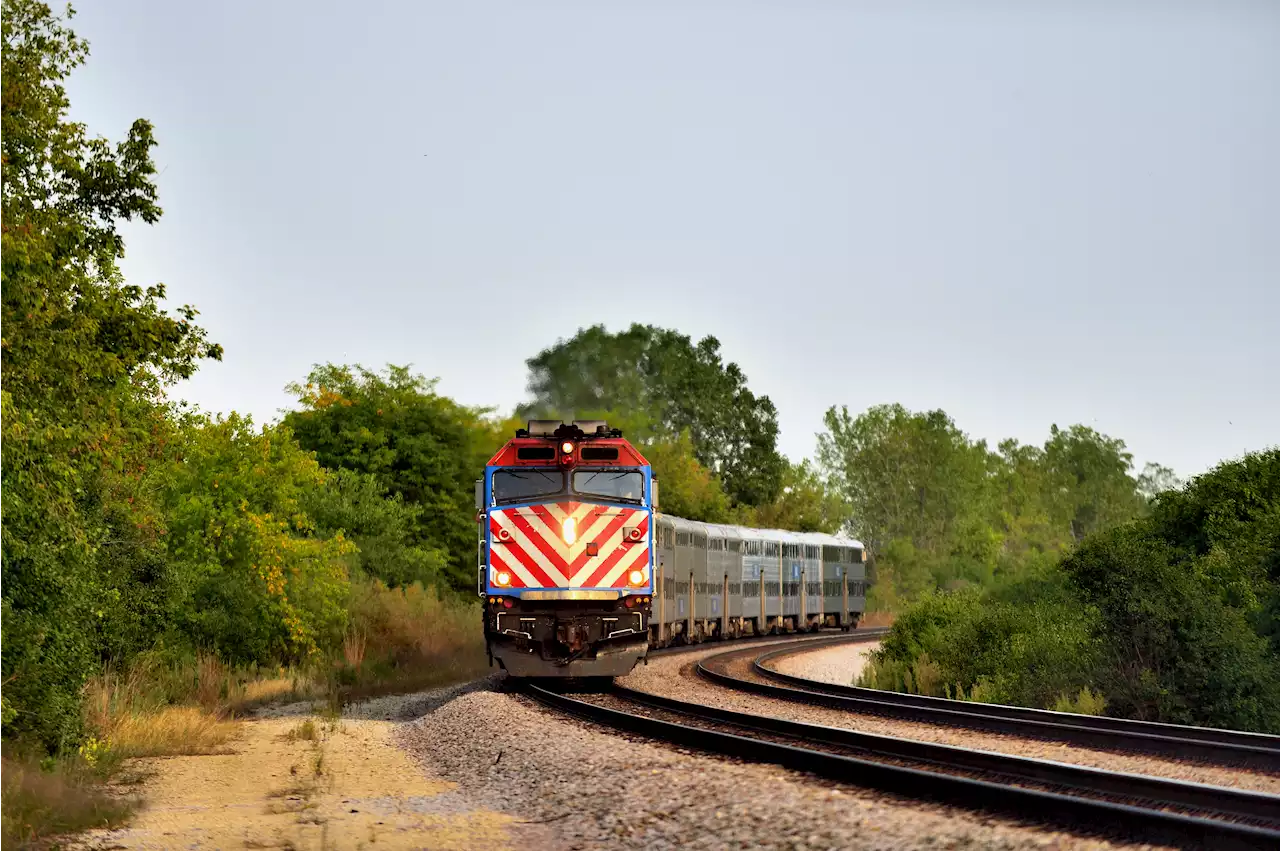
[747,460,845,533]
[160,414,355,663]
[1063,519,1280,732]
[2,0,220,748]
[816,404,992,554]
[522,324,785,506]
[282,364,494,596]
[301,468,447,589]
[643,431,736,524]
[1042,424,1145,541]
[1137,462,1182,503]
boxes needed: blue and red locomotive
[477,421,868,678]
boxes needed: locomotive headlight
[495,571,511,587]
[562,516,577,545]
[628,568,646,586]
[561,441,574,454]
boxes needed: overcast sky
[67,0,1277,478]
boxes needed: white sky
[66,0,1279,478]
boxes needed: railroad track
[698,634,1280,771]
[520,634,1280,849]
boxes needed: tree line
[4,0,1275,760]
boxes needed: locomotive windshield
[572,469,644,504]
[492,469,565,504]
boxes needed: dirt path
[75,692,523,850]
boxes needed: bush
[860,570,1100,708]
[1062,522,1280,731]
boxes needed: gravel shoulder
[619,642,1280,795]
[769,638,881,685]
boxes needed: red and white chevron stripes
[488,501,650,589]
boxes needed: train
[477,420,868,678]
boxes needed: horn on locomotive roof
[514,420,623,439]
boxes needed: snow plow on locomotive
[477,421,867,679]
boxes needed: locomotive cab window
[492,469,565,504]
[572,469,644,503]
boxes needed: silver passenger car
[647,513,868,646]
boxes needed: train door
[740,535,763,634]
[781,538,802,626]
[763,539,781,629]
[673,520,694,640]
[848,543,868,625]
[803,542,822,629]
[703,526,724,637]
[691,526,709,639]
[822,543,843,627]
[723,526,744,635]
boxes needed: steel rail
[523,681,1280,850]
[684,638,1280,770]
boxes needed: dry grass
[331,579,488,702]
[1,755,134,849]
[287,719,319,742]
[98,705,238,758]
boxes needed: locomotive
[477,420,867,678]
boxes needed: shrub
[1062,521,1280,732]
[859,570,1100,709]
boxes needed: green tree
[1042,424,1145,541]
[1063,519,1280,731]
[642,431,735,524]
[160,414,355,663]
[747,459,845,533]
[522,324,785,506]
[2,0,220,749]
[302,468,447,589]
[816,404,992,553]
[282,364,494,596]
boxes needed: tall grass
[1,755,134,849]
[331,577,488,700]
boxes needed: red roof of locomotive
[487,420,650,467]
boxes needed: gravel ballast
[396,678,1155,850]
[769,639,881,686]
[618,642,1280,796]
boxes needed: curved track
[522,635,1280,849]
[706,635,1280,770]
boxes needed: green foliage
[746,460,846,533]
[2,0,220,750]
[860,571,1100,708]
[642,431,736,524]
[1051,687,1108,716]
[868,448,1280,733]
[1060,448,1280,732]
[817,404,1154,609]
[302,468,447,589]
[1042,424,1146,541]
[160,414,355,664]
[282,364,495,595]
[522,324,785,506]
[817,404,993,554]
